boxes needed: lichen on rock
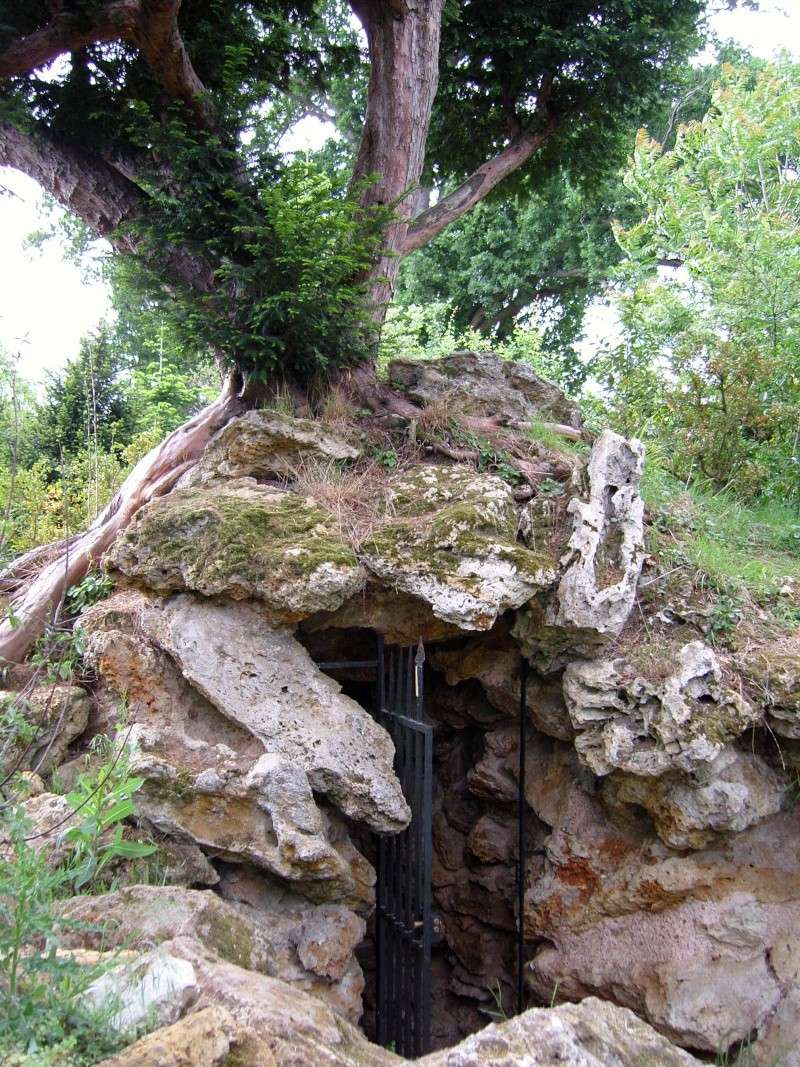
[105,482,366,620]
[562,639,759,778]
[361,465,557,630]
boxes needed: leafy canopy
[600,62,800,501]
[1,0,715,383]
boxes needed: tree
[394,44,760,385]
[599,62,800,500]
[0,0,716,661]
[34,327,134,464]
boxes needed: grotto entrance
[318,637,434,1058]
[305,626,532,1055]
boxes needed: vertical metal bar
[517,654,528,1016]
[375,635,386,1047]
[421,721,433,1055]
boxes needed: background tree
[599,61,800,501]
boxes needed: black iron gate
[318,637,433,1058]
[375,638,433,1058]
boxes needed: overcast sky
[0,0,798,383]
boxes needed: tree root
[0,374,244,665]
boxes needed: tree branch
[0,0,212,127]
[135,0,212,126]
[401,72,556,255]
[0,3,138,78]
[0,122,216,293]
[401,122,556,255]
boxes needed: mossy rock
[361,465,556,630]
[105,483,366,619]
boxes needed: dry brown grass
[283,455,397,549]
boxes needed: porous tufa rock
[0,684,89,773]
[179,409,360,488]
[388,350,583,428]
[105,483,366,620]
[562,640,760,778]
[515,430,645,663]
[418,996,700,1066]
[144,594,409,834]
[602,749,787,850]
[95,1005,235,1067]
[79,590,386,905]
[361,465,557,631]
[524,732,800,1052]
[59,884,366,1023]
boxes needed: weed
[30,627,86,685]
[478,980,509,1023]
[528,420,587,458]
[64,572,113,618]
[707,593,744,647]
[372,447,399,471]
[62,734,156,892]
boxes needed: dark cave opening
[299,623,547,1053]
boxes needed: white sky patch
[1,1,799,381]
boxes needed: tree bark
[350,0,445,320]
[0,1,212,126]
[0,123,216,294]
[0,376,244,665]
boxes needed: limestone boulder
[80,591,390,905]
[361,466,557,630]
[418,997,700,1066]
[179,409,359,488]
[96,1005,235,1067]
[81,948,199,1032]
[59,884,365,1023]
[303,583,467,645]
[0,684,90,773]
[515,430,645,664]
[144,593,408,834]
[157,936,398,1067]
[602,749,787,850]
[563,640,760,778]
[105,483,365,620]
[745,988,800,1067]
[522,733,800,1053]
[388,350,583,429]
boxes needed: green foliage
[643,460,800,604]
[62,735,156,892]
[30,628,87,685]
[125,108,392,381]
[600,62,800,501]
[64,572,113,618]
[0,733,155,1064]
[1,0,716,386]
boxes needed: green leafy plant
[0,807,134,1064]
[30,628,87,685]
[64,573,113,618]
[62,736,156,892]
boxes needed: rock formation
[8,352,800,1066]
